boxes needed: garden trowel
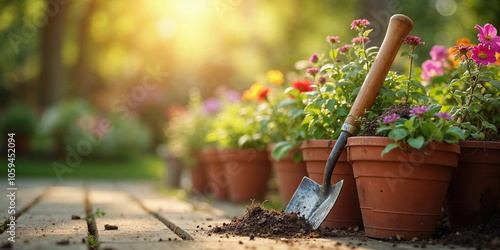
[285,14,414,229]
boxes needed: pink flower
[404,36,425,46]
[410,106,430,117]
[352,36,370,44]
[382,113,400,124]
[435,112,453,120]
[326,36,340,44]
[471,43,497,65]
[430,45,448,61]
[306,67,319,76]
[339,44,351,54]
[420,60,444,80]
[318,77,326,84]
[309,53,319,63]
[351,19,370,30]
[475,23,500,51]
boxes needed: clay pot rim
[300,139,338,149]
[459,140,500,149]
[347,136,461,154]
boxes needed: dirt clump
[361,103,411,136]
[209,204,319,239]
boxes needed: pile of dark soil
[209,204,321,239]
[361,103,411,136]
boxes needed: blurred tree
[38,0,71,109]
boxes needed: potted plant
[347,35,467,239]
[206,86,272,203]
[423,24,500,228]
[295,19,392,229]
[0,103,37,155]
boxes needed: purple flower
[306,67,319,76]
[339,44,351,54]
[352,36,370,44]
[225,90,240,103]
[430,45,448,61]
[410,106,430,117]
[404,36,425,46]
[326,36,340,44]
[202,98,221,115]
[383,113,400,124]
[351,19,370,30]
[309,53,319,63]
[318,77,326,84]
[420,60,444,81]
[435,112,454,120]
[475,23,500,52]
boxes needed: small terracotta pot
[200,148,228,200]
[301,140,363,228]
[347,137,460,239]
[445,141,500,228]
[267,144,308,204]
[190,152,207,195]
[218,148,271,203]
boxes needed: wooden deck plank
[0,178,52,220]
[87,181,182,249]
[0,181,87,250]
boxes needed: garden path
[0,179,468,250]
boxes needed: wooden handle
[344,14,413,130]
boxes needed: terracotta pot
[445,141,500,228]
[162,155,183,188]
[347,137,460,239]
[218,148,271,203]
[301,140,363,228]
[200,148,228,200]
[190,152,207,195]
[267,144,308,204]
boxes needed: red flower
[257,87,270,101]
[291,79,313,93]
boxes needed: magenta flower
[203,98,221,115]
[471,43,497,65]
[351,19,370,30]
[352,36,370,44]
[435,112,453,120]
[420,60,444,80]
[475,23,500,51]
[430,45,448,61]
[326,36,340,44]
[410,106,430,117]
[306,67,319,76]
[318,77,326,84]
[339,44,351,54]
[382,113,400,124]
[309,53,319,63]
[404,36,425,46]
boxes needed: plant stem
[460,62,481,123]
[405,47,415,104]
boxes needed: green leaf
[292,152,302,164]
[363,29,373,37]
[289,108,304,119]
[410,80,426,93]
[320,63,335,72]
[381,143,400,157]
[490,80,500,90]
[400,51,410,57]
[271,141,295,161]
[407,136,425,150]
[326,99,337,111]
[329,48,339,60]
[336,107,348,117]
[312,127,326,139]
[482,121,498,132]
[389,128,407,141]
[445,127,466,140]
[410,54,418,60]
[421,122,438,137]
[275,99,297,110]
[404,119,413,130]
[304,103,321,115]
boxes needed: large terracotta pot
[445,141,500,228]
[218,148,271,203]
[347,137,460,239]
[267,144,308,204]
[200,148,228,200]
[301,140,363,228]
[190,152,207,195]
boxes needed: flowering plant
[376,105,465,156]
[422,23,500,140]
